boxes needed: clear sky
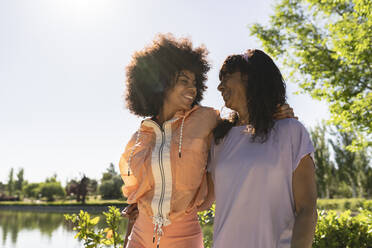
[0,0,329,184]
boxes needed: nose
[217,82,224,92]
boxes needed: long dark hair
[213,49,286,144]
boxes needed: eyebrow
[178,72,191,80]
[178,72,196,85]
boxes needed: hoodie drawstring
[178,115,186,158]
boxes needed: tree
[0,182,5,195]
[366,167,372,197]
[39,182,66,201]
[250,0,372,150]
[7,168,14,196]
[99,163,123,200]
[23,183,41,198]
[15,168,24,192]
[330,128,370,197]
[87,179,98,195]
[65,175,92,204]
[310,123,336,198]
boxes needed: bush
[23,183,41,198]
[198,204,372,248]
[314,210,372,248]
[99,176,123,200]
[317,199,372,212]
[39,182,66,201]
[66,205,372,248]
[65,206,123,248]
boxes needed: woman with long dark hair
[207,49,317,248]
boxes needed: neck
[156,103,178,126]
[236,108,249,126]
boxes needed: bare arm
[197,172,215,212]
[291,155,317,248]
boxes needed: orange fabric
[126,211,203,248]
[119,106,218,222]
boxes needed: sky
[0,0,329,185]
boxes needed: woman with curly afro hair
[119,34,218,248]
[207,50,317,248]
[119,35,294,248]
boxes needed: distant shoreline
[0,202,128,213]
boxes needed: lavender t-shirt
[208,119,314,248]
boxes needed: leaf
[90,217,100,225]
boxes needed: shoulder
[122,131,141,154]
[274,118,307,133]
[185,106,219,135]
[192,106,219,124]
[194,106,219,117]
[273,118,312,147]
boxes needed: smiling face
[217,71,248,112]
[163,70,197,113]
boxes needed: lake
[0,210,213,248]
[0,210,128,248]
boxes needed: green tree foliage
[366,167,372,197]
[310,123,336,198]
[330,128,370,198]
[88,179,98,195]
[0,182,5,195]
[99,163,123,200]
[250,0,372,150]
[15,168,24,192]
[39,181,66,201]
[7,168,14,196]
[23,183,41,198]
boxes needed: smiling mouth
[222,91,229,101]
[184,94,195,102]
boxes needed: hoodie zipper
[158,126,165,218]
[145,119,169,221]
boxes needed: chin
[179,104,192,111]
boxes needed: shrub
[317,199,372,212]
[39,182,66,201]
[98,176,123,200]
[23,183,41,198]
[64,206,123,248]
[197,204,372,248]
[314,210,372,248]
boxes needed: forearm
[291,208,317,248]
[197,193,215,212]
[197,172,215,212]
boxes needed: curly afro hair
[214,49,287,144]
[125,33,210,117]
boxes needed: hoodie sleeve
[119,132,140,200]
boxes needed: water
[0,210,128,248]
[0,210,213,248]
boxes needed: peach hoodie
[119,105,218,239]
